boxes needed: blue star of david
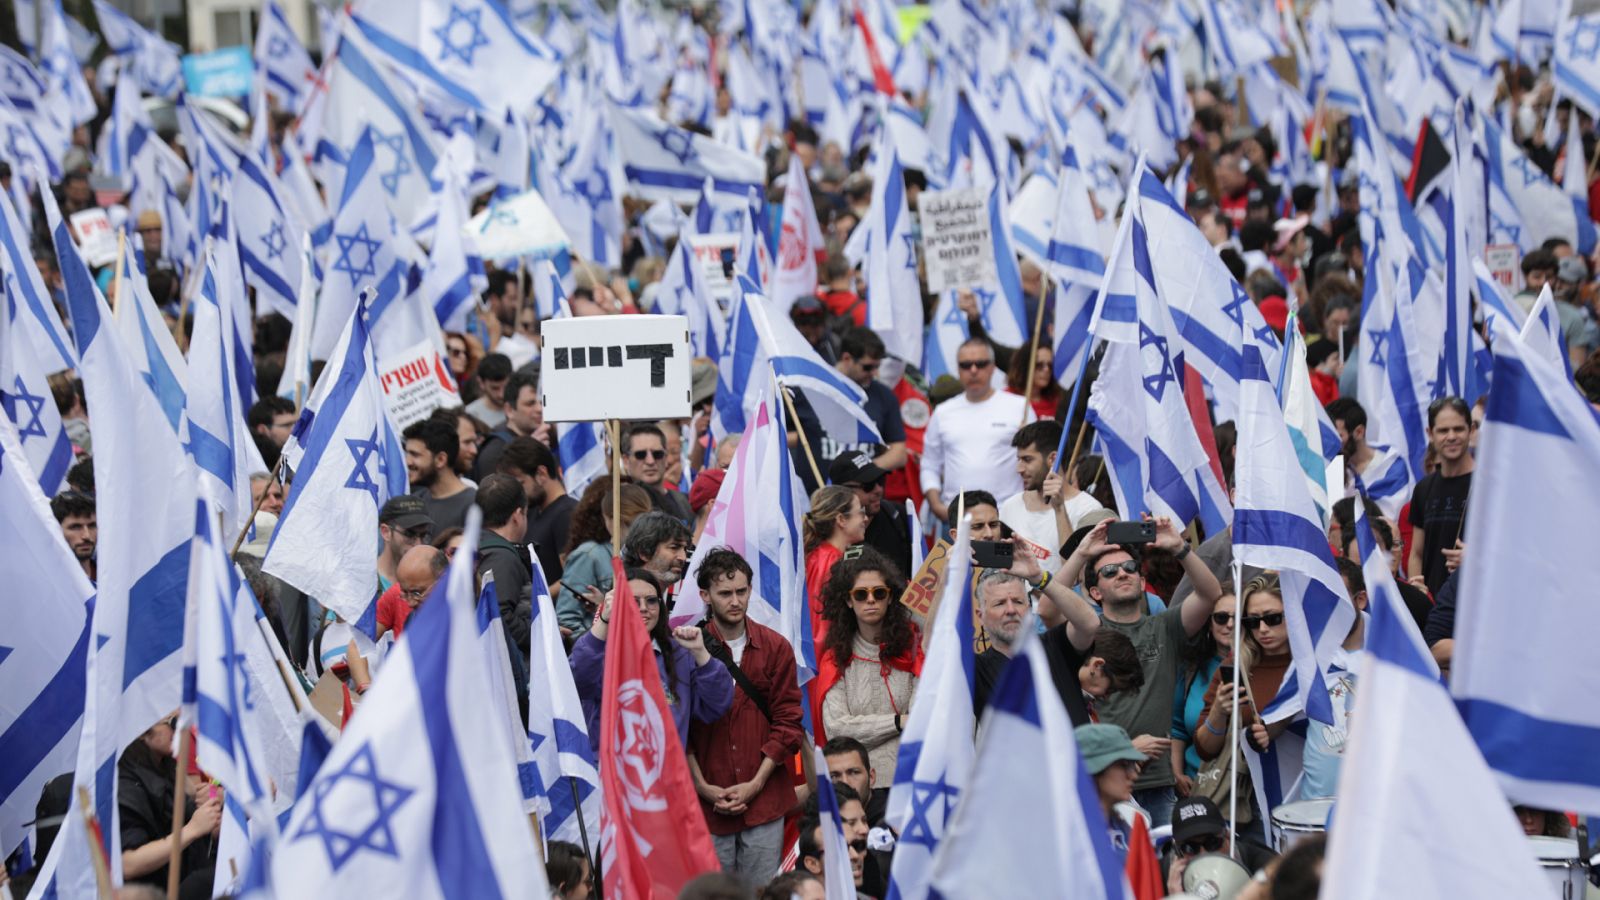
[5,124,27,161]
[941,299,968,328]
[557,176,583,205]
[332,224,382,289]
[1566,19,1600,63]
[267,35,292,59]
[1511,155,1543,188]
[0,644,11,665]
[432,4,491,66]
[901,232,918,270]
[488,204,519,228]
[6,376,48,441]
[1,65,23,92]
[1222,285,1250,328]
[344,428,384,503]
[1253,322,1277,345]
[1367,329,1388,368]
[370,131,411,197]
[293,742,415,872]
[898,775,960,849]
[655,128,697,165]
[972,287,999,331]
[262,221,288,261]
[1139,321,1177,401]
[220,650,255,710]
[1089,158,1118,193]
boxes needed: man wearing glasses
[919,337,1036,523]
[1165,797,1235,894]
[377,496,434,595]
[377,546,447,638]
[1058,517,1224,829]
[623,423,694,524]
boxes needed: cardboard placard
[918,187,996,294]
[900,539,991,655]
[540,315,693,422]
[687,232,739,313]
[1483,243,1521,292]
[379,340,460,428]
[68,208,117,267]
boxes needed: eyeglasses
[957,359,993,371]
[636,594,661,607]
[1096,559,1141,580]
[1242,611,1286,631]
[447,347,467,358]
[850,586,891,603]
[400,587,429,601]
[631,449,667,461]
[402,526,431,541]
[1210,612,1234,626]
[1179,834,1225,856]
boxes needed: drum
[1270,799,1333,850]
[1527,836,1585,898]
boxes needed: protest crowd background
[4,0,1600,897]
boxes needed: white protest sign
[1484,243,1521,292]
[688,232,739,313]
[379,340,460,428]
[540,315,692,422]
[918,186,995,294]
[69,208,118,267]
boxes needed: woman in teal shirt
[554,481,652,635]
[1170,583,1236,790]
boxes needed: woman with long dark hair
[117,716,221,894]
[569,568,734,752]
[815,547,922,781]
[1006,342,1060,421]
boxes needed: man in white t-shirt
[921,337,1035,521]
[999,419,1089,574]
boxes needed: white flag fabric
[1321,499,1546,897]
[1453,329,1600,817]
[929,628,1128,900]
[814,747,860,900]
[884,516,975,900]
[463,187,570,264]
[0,415,92,859]
[861,147,923,365]
[264,300,407,627]
[771,152,825,311]
[526,555,601,845]
[609,102,765,205]
[234,146,307,322]
[273,509,550,897]
[254,0,318,113]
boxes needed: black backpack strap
[701,623,774,722]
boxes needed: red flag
[851,2,897,96]
[1124,814,1165,900]
[599,558,721,898]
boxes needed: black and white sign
[540,315,692,422]
[918,187,996,294]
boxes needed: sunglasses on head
[1096,559,1141,580]
[1210,612,1234,626]
[850,586,891,603]
[957,359,993,371]
[631,449,667,461]
[1243,611,1286,631]
[1180,834,1225,856]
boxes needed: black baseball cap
[1171,797,1227,845]
[379,495,433,531]
[829,450,888,486]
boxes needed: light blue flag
[272,509,551,895]
[1086,187,1231,535]
[353,0,561,116]
[1233,329,1358,727]
[263,298,407,626]
[312,127,412,361]
[1454,327,1600,818]
[0,416,92,859]
[233,144,307,322]
[929,627,1127,899]
[29,185,196,898]
[254,0,318,113]
[885,517,975,900]
[1,275,74,495]
[814,747,860,899]
[1321,491,1545,898]
[526,555,602,846]
[91,0,181,97]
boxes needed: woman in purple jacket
[569,567,735,750]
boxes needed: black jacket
[478,531,533,654]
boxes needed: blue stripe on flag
[1457,698,1600,791]
[122,542,190,691]
[0,615,89,798]
[622,166,761,196]
[1232,509,1332,562]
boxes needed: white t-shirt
[999,494,1065,574]
[726,632,749,665]
[1064,492,1106,530]
[920,390,1035,505]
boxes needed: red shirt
[1309,369,1339,406]
[376,583,412,637]
[817,289,866,326]
[688,620,804,834]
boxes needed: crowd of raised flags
[1,0,1600,897]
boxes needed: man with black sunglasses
[1165,798,1234,894]
[1059,517,1225,829]
[920,337,1036,523]
[622,423,694,524]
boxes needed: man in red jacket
[688,548,805,887]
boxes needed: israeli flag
[1086,190,1231,536]
[94,64,153,180]
[91,0,181,97]
[264,299,407,628]
[527,556,602,845]
[0,190,73,372]
[885,516,976,900]
[1357,227,1430,485]
[474,578,537,813]
[609,101,765,205]
[0,416,92,859]
[274,509,551,896]
[233,145,307,322]
[1047,149,1111,390]
[1279,316,1341,526]
[542,109,624,268]
[922,289,970,384]
[1519,285,1574,377]
[1199,0,1287,76]
[652,230,725,361]
[313,127,412,361]
[1321,495,1545,897]
[107,238,188,436]
[1,275,74,496]
[929,627,1127,899]
[862,146,923,365]
[422,165,489,333]
[1454,329,1600,818]
[1233,331,1357,727]
[254,0,318,113]
[814,747,861,900]
[1481,112,1598,254]
[30,186,197,898]
[353,0,562,116]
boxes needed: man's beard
[414,465,438,489]
[1341,433,1357,461]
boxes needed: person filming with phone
[1057,516,1224,828]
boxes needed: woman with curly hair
[554,479,653,636]
[815,547,922,781]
